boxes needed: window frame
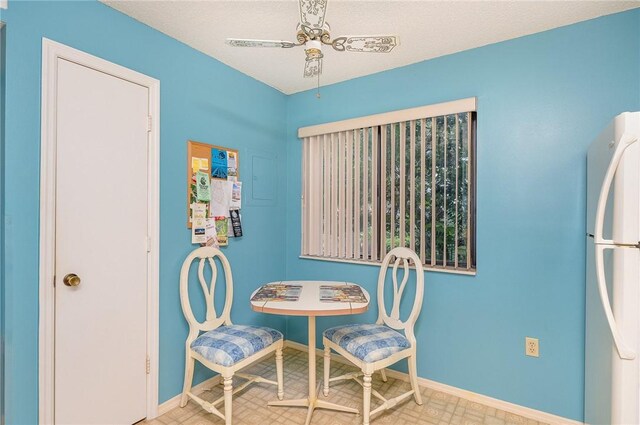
[299,98,477,275]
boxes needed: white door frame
[39,38,160,424]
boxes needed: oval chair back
[376,247,424,347]
[180,246,234,345]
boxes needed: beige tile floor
[145,347,548,425]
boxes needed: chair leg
[323,345,331,396]
[180,355,195,408]
[362,373,372,425]
[223,375,233,425]
[408,354,422,405]
[275,347,284,400]
[379,368,388,382]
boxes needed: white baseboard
[157,375,221,417]
[284,340,582,425]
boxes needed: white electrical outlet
[525,337,539,357]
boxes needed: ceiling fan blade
[299,0,327,37]
[226,38,296,48]
[332,36,398,53]
[303,57,322,78]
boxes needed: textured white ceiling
[103,1,639,94]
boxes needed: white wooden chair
[179,247,284,424]
[322,247,424,425]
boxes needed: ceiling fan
[225,0,399,81]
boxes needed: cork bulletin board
[186,140,240,228]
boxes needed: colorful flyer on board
[230,181,242,209]
[191,218,207,244]
[195,171,211,202]
[227,217,234,238]
[227,151,238,180]
[191,203,207,219]
[204,218,218,247]
[211,148,228,179]
[191,204,208,244]
[230,209,242,237]
[191,157,209,173]
[215,216,228,246]
[210,180,232,217]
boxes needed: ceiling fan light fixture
[304,39,323,60]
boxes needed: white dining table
[250,280,370,425]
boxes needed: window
[300,98,476,273]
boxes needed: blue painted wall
[1,2,287,424]
[2,2,639,423]
[284,10,640,421]
[0,21,6,425]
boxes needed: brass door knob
[63,273,81,287]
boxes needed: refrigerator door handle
[592,132,637,360]
[594,133,638,245]
[595,244,636,360]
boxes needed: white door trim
[39,38,160,424]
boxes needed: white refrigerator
[585,112,640,425]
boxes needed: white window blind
[301,98,476,272]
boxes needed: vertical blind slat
[380,126,387,258]
[419,119,426,264]
[443,117,448,267]
[324,134,333,257]
[346,130,354,258]
[354,129,361,259]
[322,134,330,256]
[399,123,406,247]
[314,136,323,255]
[467,114,472,270]
[330,133,338,257]
[371,127,379,261]
[303,137,311,254]
[409,120,416,253]
[338,132,346,258]
[362,128,369,260]
[302,138,309,255]
[430,117,436,266]
[307,136,321,256]
[390,124,396,250]
[454,117,459,269]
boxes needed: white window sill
[298,255,477,276]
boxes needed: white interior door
[54,58,149,425]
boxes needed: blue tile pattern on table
[191,325,283,367]
[324,323,410,362]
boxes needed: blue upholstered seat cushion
[324,323,411,363]
[190,325,283,367]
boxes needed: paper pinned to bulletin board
[187,140,242,246]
